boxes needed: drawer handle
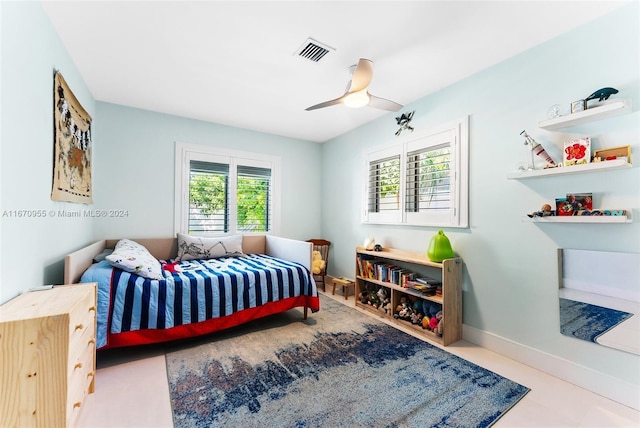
[88,306,96,312]
[73,402,82,409]
[75,324,84,331]
[87,372,94,379]
[74,363,83,370]
[88,339,96,346]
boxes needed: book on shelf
[355,253,431,289]
[406,280,438,296]
[412,276,441,286]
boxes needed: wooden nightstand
[0,283,97,427]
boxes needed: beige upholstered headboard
[63,235,309,285]
[64,240,107,285]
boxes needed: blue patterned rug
[166,295,529,427]
[560,298,633,343]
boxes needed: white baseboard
[463,324,640,411]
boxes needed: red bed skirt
[100,295,320,350]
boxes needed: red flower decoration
[565,143,587,161]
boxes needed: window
[175,143,280,235]
[363,116,468,228]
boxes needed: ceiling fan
[305,58,403,112]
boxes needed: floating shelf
[538,99,631,131]
[507,158,631,180]
[522,214,631,224]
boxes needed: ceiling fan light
[344,91,370,108]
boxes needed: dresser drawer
[0,283,97,428]
[67,338,95,425]
[69,307,96,356]
[68,288,96,348]
[68,325,96,376]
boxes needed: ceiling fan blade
[305,95,346,111]
[347,58,374,93]
[305,58,400,111]
[368,94,403,111]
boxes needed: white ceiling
[41,1,628,143]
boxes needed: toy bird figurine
[395,110,415,136]
[585,87,618,102]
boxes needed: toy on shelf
[427,230,454,263]
[520,130,557,170]
[527,203,555,218]
[585,87,618,103]
[377,288,390,314]
[571,87,618,113]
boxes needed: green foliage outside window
[416,149,450,207]
[237,176,269,232]
[189,173,226,214]
[189,172,269,232]
[379,158,400,198]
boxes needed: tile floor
[77,288,640,428]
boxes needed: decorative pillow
[177,233,244,261]
[105,239,163,280]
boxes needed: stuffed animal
[380,298,391,314]
[311,250,326,275]
[397,299,414,320]
[435,311,444,336]
[161,260,182,273]
[376,288,389,313]
[411,312,423,325]
[422,315,430,330]
[359,290,369,304]
[429,316,438,331]
[395,296,408,318]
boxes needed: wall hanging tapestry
[52,71,93,203]
[166,294,529,427]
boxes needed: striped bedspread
[81,254,318,349]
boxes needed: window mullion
[228,160,238,234]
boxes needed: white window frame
[362,116,469,228]
[174,142,281,236]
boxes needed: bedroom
[1,0,639,426]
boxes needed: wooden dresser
[0,283,97,427]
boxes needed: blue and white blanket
[81,254,317,349]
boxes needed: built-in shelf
[507,158,631,180]
[523,214,631,224]
[538,99,631,131]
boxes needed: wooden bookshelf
[354,247,462,346]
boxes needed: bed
[64,235,320,350]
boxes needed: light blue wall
[322,3,639,390]
[0,1,320,305]
[93,102,321,241]
[0,1,95,302]
[1,0,638,403]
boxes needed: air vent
[294,38,335,62]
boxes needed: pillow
[177,233,244,261]
[105,239,163,280]
[93,248,113,263]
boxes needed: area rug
[166,295,529,427]
[560,297,633,343]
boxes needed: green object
[427,230,454,262]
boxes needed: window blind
[405,144,451,213]
[237,166,272,232]
[367,155,401,213]
[188,161,229,233]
